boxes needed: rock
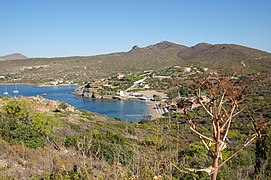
[132,45,140,50]
[85,83,91,88]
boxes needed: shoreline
[0,83,162,120]
[73,89,167,120]
[0,82,37,86]
[73,93,161,120]
[148,101,163,120]
[36,84,78,87]
[0,83,78,87]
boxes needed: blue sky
[0,0,270,57]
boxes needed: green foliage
[167,87,180,99]
[178,86,193,97]
[10,124,47,148]
[2,99,30,122]
[0,99,60,148]
[186,142,208,158]
[80,110,93,119]
[127,126,136,136]
[152,94,161,101]
[64,134,79,148]
[39,165,85,180]
[32,112,60,136]
[67,123,81,131]
[255,126,271,179]
[229,149,254,167]
[138,119,150,124]
[126,75,142,82]
[0,112,47,148]
[58,102,69,110]
[91,130,134,165]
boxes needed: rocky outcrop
[72,85,85,95]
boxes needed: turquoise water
[0,85,150,122]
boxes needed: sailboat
[3,87,8,95]
[13,85,19,94]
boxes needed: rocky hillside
[0,81,269,179]
[0,41,270,83]
[0,96,143,178]
[177,43,271,74]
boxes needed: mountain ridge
[0,41,270,83]
[0,53,28,61]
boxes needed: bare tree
[175,73,265,180]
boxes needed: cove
[0,85,150,122]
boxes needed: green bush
[0,113,47,148]
[32,112,60,136]
[10,124,47,148]
[2,99,30,122]
[68,123,81,131]
[0,99,60,148]
[91,131,134,165]
[58,102,69,110]
[64,135,79,148]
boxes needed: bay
[0,85,150,122]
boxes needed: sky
[0,0,271,57]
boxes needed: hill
[177,43,271,74]
[0,53,28,61]
[0,41,270,84]
[0,83,269,179]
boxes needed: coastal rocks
[73,85,85,95]
[73,83,115,100]
[82,92,96,98]
[29,96,78,113]
[73,84,97,98]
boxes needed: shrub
[0,113,47,148]
[67,123,81,131]
[2,99,30,123]
[31,112,60,136]
[10,124,47,148]
[0,99,60,148]
[58,102,69,110]
[91,131,134,165]
[64,135,78,148]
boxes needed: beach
[137,90,167,120]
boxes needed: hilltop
[0,41,270,84]
[177,43,271,74]
[0,53,28,61]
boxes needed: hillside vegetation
[0,41,270,84]
[0,97,264,179]
[0,70,270,179]
[0,41,270,179]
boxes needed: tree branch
[222,103,236,141]
[186,166,215,175]
[200,136,214,158]
[196,89,215,118]
[217,91,226,115]
[170,161,196,176]
[189,125,214,142]
[232,109,243,118]
[218,135,257,168]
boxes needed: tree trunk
[211,120,221,180]
[211,154,219,180]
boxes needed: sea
[0,85,150,122]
